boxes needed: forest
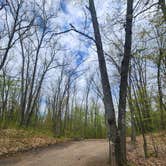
[0,0,166,166]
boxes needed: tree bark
[118,0,134,163]
[84,81,91,138]
[88,0,121,165]
[159,0,166,21]
[128,66,136,144]
[157,49,165,129]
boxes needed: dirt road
[0,140,110,166]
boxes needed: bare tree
[118,0,134,162]
[88,0,121,165]
[0,0,35,70]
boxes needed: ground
[127,132,166,166]
[0,129,166,166]
[0,140,109,166]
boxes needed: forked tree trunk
[88,0,121,165]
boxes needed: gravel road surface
[0,140,110,166]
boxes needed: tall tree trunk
[132,82,148,158]
[118,0,134,163]
[63,80,70,135]
[88,0,121,165]
[158,49,165,129]
[19,35,25,126]
[84,84,90,138]
[128,66,136,144]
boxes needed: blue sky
[60,0,68,14]
[58,0,93,66]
